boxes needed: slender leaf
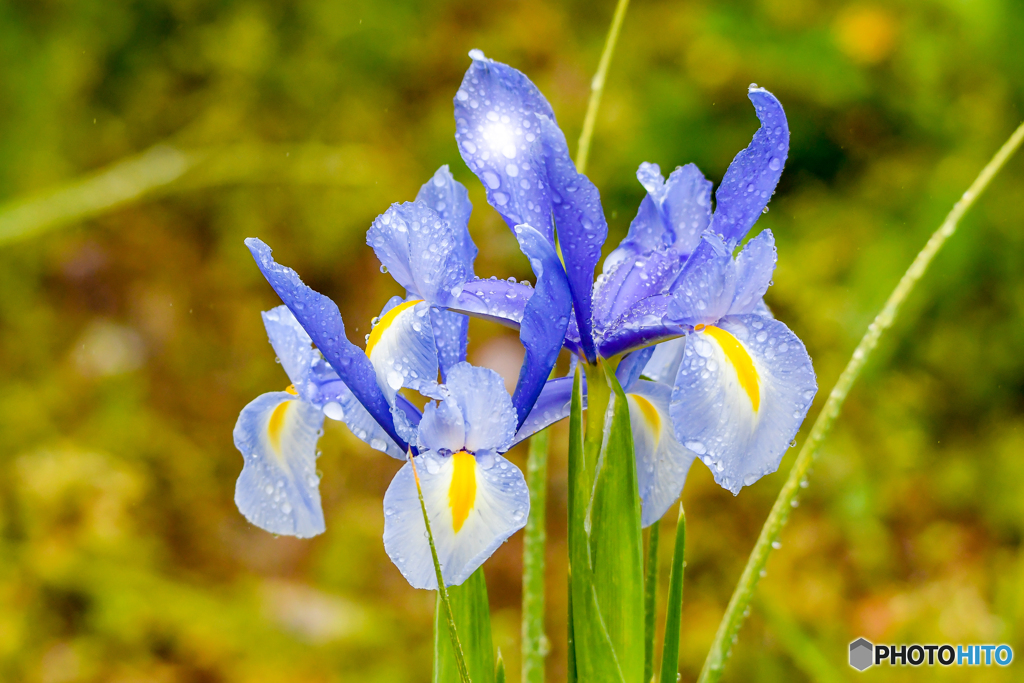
[643,522,661,683]
[659,506,686,683]
[496,648,506,683]
[435,568,494,683]
[589,360,645,683]
[521,429,550,683]
[757,597,848,683]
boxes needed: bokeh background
[2,0,1023,681]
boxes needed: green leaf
[588,360,645,683]
[567,366,623,683]
[659,506,686,683]
[434,568,494,683]
[644,521,661,683]
[521,429,550,683]
[495,648,506,683]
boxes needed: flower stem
[521,428,551,683]
[697,120,1024,683]
[575,0,630,175]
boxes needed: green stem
[521,429,551,683]
[575,0,631,175]
[659,506,686,683]
[697,121,1024,683]
[643,521,661,683]
[410,455,473,683]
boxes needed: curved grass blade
[409,454,473,683]
[697,121,1024,683]
[659,506,686,683]
[522,428,551,683]
[436,568,495,683]
[643,521,661,683]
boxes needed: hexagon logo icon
[850,638,874,671]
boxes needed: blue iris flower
[446,51,817,525]
[235,165,576,586]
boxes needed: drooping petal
[454,51,604,361]
[245,238,406,451]
[261,306,317,399]
[669,314,816,494]
[512,375,583,445]
[365,298,439,404]
[643,337,687,385]
[443,363,518,453]
[418,399,467,454]
[615,346,655,393]
[707,87,789,247]
[627,380,697,527]
[430,308,470,382]
[665,234,737,327]
[510,224,572,428]
[318,379,407,460]
[594,293,685,359]
[383,450,530,589]
[233,391,326,538]
[415,165,477,276]
[367,201,469,308]
[731,230,777,315]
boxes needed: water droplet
[281,502,292,514]
[386,370,404,390]
[685,441,706,455]
[771,540,781,549]
[370,438,387,452]
[323,402,345,421]
[380,264,388,274]
[768,157,782,171]
[482,171,501,189]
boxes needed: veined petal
[593,248,686,329]
[444,363,518,453]
[261,306,317,398]
[233,391,326,538]
[628,381,697,527]
[366,298,439,403]
[731,230,776,315]
[429,308,469,382]
[643,337,687,385]
[707,87,789,247]
[318,379,407,460]
[418,399,467,454]
[415,165,477,275]
[245,238,405,451]
[454,51,604,361]
[666,234,737,327]
[510,224,572,428]
[383,450,530,589]
[669,314,816,494]
[512,376,583,445]
[367,201,469,307]
[452,278,532,328]
[594,294,685,359]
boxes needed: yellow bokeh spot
[448,451,477,534]
[703,326,761,412]
[267,400,292,451]
[834,5,897,65]
[630,394,662,442]
[365,299,422,357]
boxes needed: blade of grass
[659,506,686,683]
[521,428,551,683]
[410,454,473,683]
[575,0,631,174]
[496,649,506,683]
[436,569,495,683]
[643,521,661,683]
[697,121,1024,683]
[757,597,849,683]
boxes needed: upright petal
[452,278,532,328]
[666,234,737,327]
[430,308,470,382]
[510,224,572,428]
[707,87,789,247]
[730,230,777,315]
[233,392,326,538]
[383,450,530,589]
[365,298,439,403]
[418,399,467,454]
[669,314,816,494]
[415,165,477,276]
[261,306,317,398]
[367,201,469,308]
[444,363,518,453]
[628,380,697,527]
[593,248,687,329]
[245,238,406,451]
[454,51,604,361]
[594,294,686,359]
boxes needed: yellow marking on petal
[284,384,298,395]
[448,450,477,534]
[630,394,662,442]
[703,325,760,412]
[365,299,423,358]
[267,399,292,451]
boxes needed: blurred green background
[2,0,1023,681]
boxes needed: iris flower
[447,51,817,525]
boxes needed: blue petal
[643,337,687,385]
[603,163,712,272]
[615,346,655,393]
[668,314,816,494]
[430,308,469,382]
[453,278,533,327]
[594,294,685,358]
[418,399,467,453]
[318,379,407,460]
[510,224,572,428]
[593,248,687,329]
[444,362,518,453]
[382,449,530,589]
[454,51,604,361]
[233,392,326,538]
[367,201,470,307]
[245,238,406,451]
[415,165,477,276]
[261,305,318,401]
[627,380,697,527]
[512,376,584,445]
[730,230,776,315]
[666,234,737,327]
[707,87,789,247]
